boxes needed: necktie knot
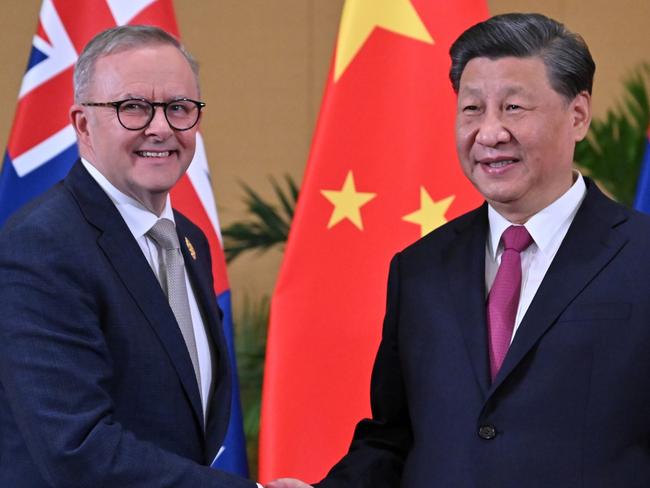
[501,225,533,253]
[147,218,180,251]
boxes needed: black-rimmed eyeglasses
[81,98,206,131]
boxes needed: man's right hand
[265,478,313,488]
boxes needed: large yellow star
[403,187,455,237]
[334,0,434,81]
[321,171,377,230]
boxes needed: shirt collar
[487,171,587,259]
[81,158,175,239]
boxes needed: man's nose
[475,111,510,147]
[145,106,172,135]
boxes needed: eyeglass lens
[118,99,200,130]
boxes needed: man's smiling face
[71,43,200,214]
[455,55,591,222]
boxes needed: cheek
[518,114,567,149]
[455,126,474,154]
[522,132,562,166]
[177,130,197,148]
[95,127,134,149]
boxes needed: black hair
[449,13,595,100]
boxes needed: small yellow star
[334,0,434,81]
[321,171,377,230]
[403,187,454,237]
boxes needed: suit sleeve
[316,253,413,487]
[0,219,255,488]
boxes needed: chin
[482,190,522,209]
[143,168,185,186]
[136,178,179,196]
[474,178,521,199]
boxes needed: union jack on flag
[0,0,249,476]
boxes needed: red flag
[259,0,487,482]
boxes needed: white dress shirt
[485,172,587,342]
[82,159,213,418]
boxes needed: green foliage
[222,175,299,263]
[234,294,269,478]
[574,65,650,206]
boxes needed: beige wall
[1,0,649,307]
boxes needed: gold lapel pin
[184,237,197,260]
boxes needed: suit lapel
[64,162,205,430]
[444,204,492,396]
[490,181,629,391]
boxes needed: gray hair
[74,25,199,102]
[449,13,595,101]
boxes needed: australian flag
[0,0,249,476]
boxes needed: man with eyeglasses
[0,25,259,487]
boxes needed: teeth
[487,159,514,168]
[138,151,171,158]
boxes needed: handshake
[265,479,312,488]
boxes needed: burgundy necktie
[487,225,533,380]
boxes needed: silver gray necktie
[147,218,202,396]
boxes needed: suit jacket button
[478,424,497,440]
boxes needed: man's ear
[571,91,592,142]
[70,104,92,147]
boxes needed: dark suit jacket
[317,179,650,488]
[0,161,255,487]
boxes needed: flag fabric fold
[259,0,487,483]
[0,0,248,476]
[633,127,650,213]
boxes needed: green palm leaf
[222,175,299,263]
[574,65,650,205]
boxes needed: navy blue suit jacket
[0,162,255,487]
[318,179,650,487]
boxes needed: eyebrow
[459,85,531,98]
[119,93,194,102]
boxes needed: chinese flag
[259,0,487,483]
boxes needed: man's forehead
[89,45,200,94]
[458,56,548,92]
[94,43,183,65]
